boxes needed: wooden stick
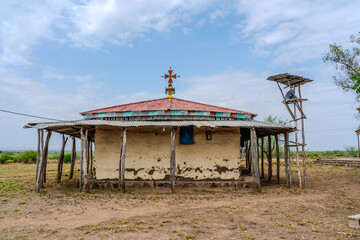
[284,132,290,187]
[267,135,272,181]
[358,134,360,158]
[42,131,51,185]
[170,127,177,193]
[250,128,261,192]
[239,128,242,179]
[248,141,252,172]
[120,128,127,192]
[69,137,76,180]
[87,139,90,174]
[79,127,84,191]
[275,134,280,184]
[57,134,68,183]
[90,141,93,174]
[35,130,44,192]
[261,137,264,178]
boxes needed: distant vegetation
[0,151,78,164]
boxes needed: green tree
[323,32,360,99]
[262,115,289,158]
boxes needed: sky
[0,0,360,151]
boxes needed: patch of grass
[18,201,26,205]
[346,206,354,210]
[162,219,172,223]
[288,230,296,234]
[13,208,20,212]
[182,220,189,224]
[119,220,129,225]
[50,230,58,234]
[147,225,154,229]
[245,235,255,240]
[197,229,206,234]
[186,234,195,239]
[240,226,247,230]
[297,221,307,226]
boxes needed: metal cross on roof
[162,67,180,98]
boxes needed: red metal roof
[80,98,256,116]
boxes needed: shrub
[63,153,72,163]
[344,145,357,157]
[18,151,37,163]
[0,154,14,164]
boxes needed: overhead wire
[0,109,63,121]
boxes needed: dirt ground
[0,161,360,240]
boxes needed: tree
[262,115,289,158]
[323,32,360,100]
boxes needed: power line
[0,109,63,121]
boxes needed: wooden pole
[275,134,280,184]
[250,128,261,192]
[358,134,360,158]
[248,141,252,172]
[42,131,51,186]
[69,137,76,180]
[298,85,307,188]
[36,130,52,192]
[84,129,89,192]
[294,103,302,188]
[35,130,44,192]
[267,135,272,181]
[87,139,90,174]
[90,142,93,174]
[119,128,127,191]
[261,137,264,178]
[35,129,41,182]
[170,127,176,193]
[57,134,68,183]
[245,140,249,169]
[79,127,84,191]
[284,132,290,187]
[239,128,242,178]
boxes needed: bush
[0,154,14,164]
[344,145,358,157]
[63,153,72,163]
[18,151,37,163]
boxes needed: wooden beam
[275,134,280,184]
[267,135,272,181]
[84,129,89,192]
[299,85,307,188]
[261,137,264,178]
[119,127,127,192]
[250,128,261,192]
[294,102,302,188]
[170,127,176,193]
[90,142,93,174]
[36,130,51,193]
[69,137,76,180]
[57,134,68,183]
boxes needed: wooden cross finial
[162,67,180,98]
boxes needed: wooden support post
[87,139,90,174]
[299,86,307,188]
[358,134,360,158]
[267,135,272,181]
[84,129,89,192]
[69,137,76,180]
[119,128,127,192]
[170,127,176,193]
[90,142,93,174]
[36,130,51,193]
[250,128,261,192]
[294,103,302,188]
[248,141,252,172]
[35,129,41,182]
[42,131,51,186]
[239,128,242,179]
[245,140,249,169]
[284,132,291,187]
[275,134,280,184]
[261,137,264,178]
[57,134,68,183]
[79,127,84,191]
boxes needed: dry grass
[0,162,359,239]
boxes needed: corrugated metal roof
[25,119,293,130]
[80,98,257,117]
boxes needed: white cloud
[235,0,360,65]
[0,0,217,64]
[42,71,65,80]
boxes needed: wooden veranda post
[284,132,291,187]
[36,129,41,182]
[69,137,76,180]
[170,127,177,193]
[261,137,264,178]
[84,129,89,192]
[119,128,127,192]
[358,133,360,158]
[79,127,84,191]
[36,130,52,193]
[90,142,93,174]
[294,104,302,188]
[275,134,280,184]
[299,85,307,188]
[57,134,68,183]
[250,128,261,192]
[267,135,272,181]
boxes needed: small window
[180,127,194,144]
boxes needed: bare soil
[0,162,359,240]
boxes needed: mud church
[25,68,295,193]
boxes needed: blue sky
[0,0,360,151]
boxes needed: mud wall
[94,126,241,180]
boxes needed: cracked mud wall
[94,126,241,180]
